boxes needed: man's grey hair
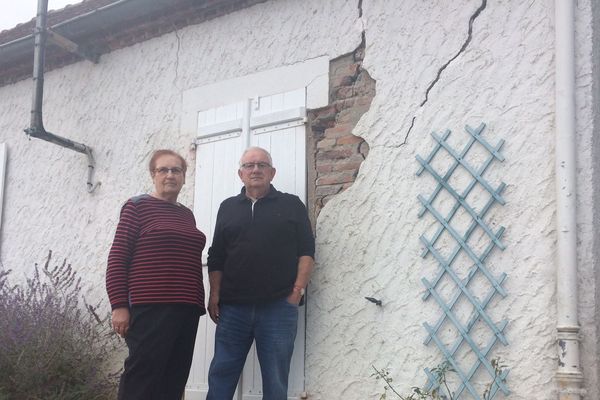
[239,146,273,167]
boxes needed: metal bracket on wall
[416,123,509,399]
[46,29,100,64]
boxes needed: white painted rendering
[0,1,597,400]
[0,143,6,235]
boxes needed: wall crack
[401,0,487,145]
[173,27,181,87]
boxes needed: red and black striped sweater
[106,194,206,313]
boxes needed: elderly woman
[106,149,206,400]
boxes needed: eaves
[0,0,267,87]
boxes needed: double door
[185,88,308,400]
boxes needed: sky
[0,0,77,32]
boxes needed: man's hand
[208,293,220,323]
[208,271,223,324]
[112,307,130,338]
[286,289,303,305]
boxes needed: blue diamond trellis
[416,123,510,399]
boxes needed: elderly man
[206,146,315,400]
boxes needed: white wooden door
[186,89,307,400]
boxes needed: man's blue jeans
[207,298,299,400]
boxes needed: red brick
[355,95,375,107]
[336,135,364,145]
[334,86,355,99]
[316,147,354,161]
[316,164,333,173]
[316,171,356,185]
[316,138,337,149]
[333,98,355,111]
[331,75,354,88]
[310,106,337,130]
[308,38,375,218]
[315,185,343,196]
[316,158,337,172]
[331,160,364,172]
[336,108,365,125]
[324,124,354,139]
[330,62,360,88]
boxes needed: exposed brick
[310,106,337,130]
[332,75,354,88]
[316,163,333,173]
[315,184,343,196]
[316,138,336,149]
[334,86,355,100]
[331,161,364,172]
[354,73,376,97]
[316,147,355,161]
[307,38,375,220]
[316,172,357,186]
[332,98,355,111]
[336,108,364,125]
[324,123,354,139]
[354,95,375,107]
[336,135,364,145]
[347,63,361,77]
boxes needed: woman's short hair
[148,149,187,175]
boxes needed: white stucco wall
[575,0,598,398]
[593,0,600,389]
[0,0,358,293]
[309,0,598,399]
[0,0,597,399]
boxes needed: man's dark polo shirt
[207,185,315,304]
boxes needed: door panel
[187,89,307,400]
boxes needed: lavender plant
[0,251,122,400]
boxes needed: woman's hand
[111,307,130,338]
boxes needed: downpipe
[554,0,584,398]
[24,0,99,193]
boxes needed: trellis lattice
[416,123,509,399]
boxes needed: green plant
[0,251,123,400]
[371,359,506,400]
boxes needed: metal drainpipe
[24,0,100,193]
[554,0,584,398]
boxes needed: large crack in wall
[402,0,488,144]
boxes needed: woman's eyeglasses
[154,167,183,175]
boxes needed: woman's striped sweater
[106,194,206,313]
